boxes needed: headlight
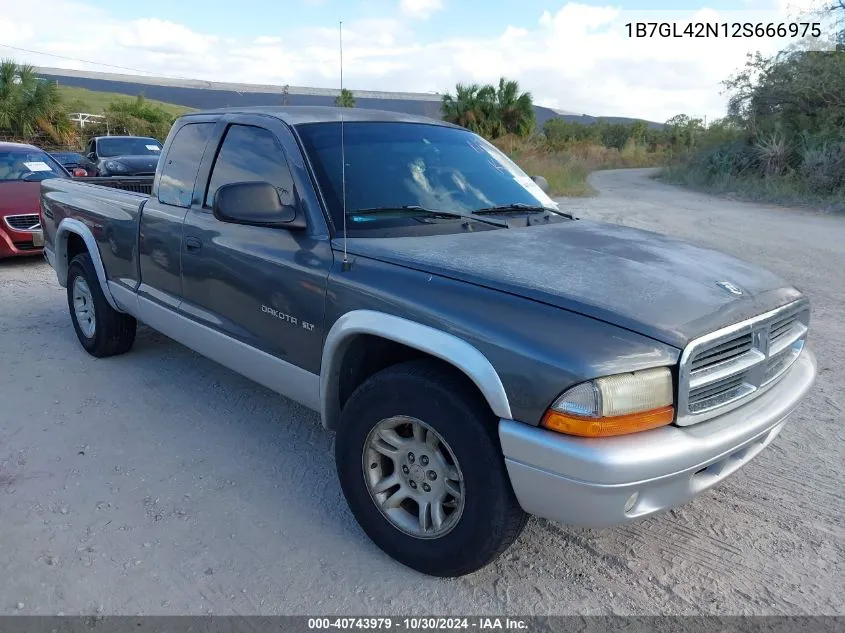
[541,367,674,437]
[104,160,129,173]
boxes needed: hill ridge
[37,66,662,128]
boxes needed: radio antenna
[339,20,350,270]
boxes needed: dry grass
[498,135,667,197]
[516,153,594,196]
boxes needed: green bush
[690,140,759,178]
[102,95,175,142]
[799,144,845,194]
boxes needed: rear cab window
[157,123,215,207]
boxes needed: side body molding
[54,218,122,312]
[320,310,512,429]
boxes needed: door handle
[185,237,203,252]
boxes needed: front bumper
[0,225,43,258]
[500,349,816,527]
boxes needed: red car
[0,142,70,259]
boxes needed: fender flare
[55,218,122,312]
[320,309,512,429]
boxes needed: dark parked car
[0,142,69,259]
[80,135,162,176]
[50,151,96,177]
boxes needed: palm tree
[493,78,535,138]
[441,78,535,139]
[440,83,496,136]
[0,59,74,144]
[335,88,355,108]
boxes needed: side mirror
[212,181,306,230]
[531,175,550,194]
[87,152,96,161]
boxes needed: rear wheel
[335,359,528,576]
[67,253,136,357]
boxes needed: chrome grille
[690,333,753,372]
[4,214,41,232]
[688,373,750,410]
[689,373,745,399]
[677,301,810,426]
[771,314,798,346]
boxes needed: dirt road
[1,169,842,616]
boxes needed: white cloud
[0,0,833,122]
[253,36,282,45]
[116,19,219,55]
[539,3,618,31]
[399,0,444,20]
[0,15,35,43]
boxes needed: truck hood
[0,182,41,216]
[341,220,804,349]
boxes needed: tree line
[0,55,678,157]
[438,76,711,155]
[662,1,845,199]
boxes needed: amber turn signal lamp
[541,406,675,438]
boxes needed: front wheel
[335,359,528,577]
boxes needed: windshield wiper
[473,203,573,219]
[350,206,508,228]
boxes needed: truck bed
[74,176,154,196]
[40,177,149,291]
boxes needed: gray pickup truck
[40,106,816,577]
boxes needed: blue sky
[0,0,828,120]
[101,0,762,40]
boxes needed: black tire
[67,252,136,357]
[335,359,528,577]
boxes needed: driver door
[179,115,333,375]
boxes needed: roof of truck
[182,105,459,128]
[91,135,160,141]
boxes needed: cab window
[157,123,214,207]
[204,124,295,209]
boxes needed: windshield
[97,137,162,157]
[0,149,68,182]
[296,121,559,234]
[52,152,82,165]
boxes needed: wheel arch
[55,218,122,312]
[320,310,512,430]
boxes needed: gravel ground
[0,168,842,616]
